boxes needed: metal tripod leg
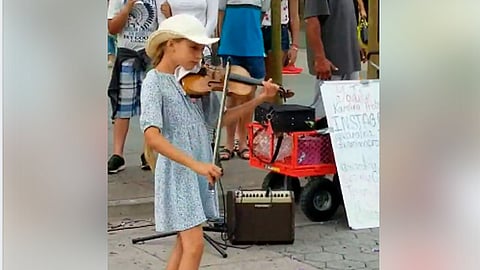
[131,231,176,244]
[131,230,228,258]
[204,233,228,258]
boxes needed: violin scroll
[279,87,295,101]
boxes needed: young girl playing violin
[140,14,280,270]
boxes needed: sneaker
[282,65,303,75]
[108,154,125,174]
[140,153,151,171]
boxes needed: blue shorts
[222,56,266,79]
[262,24,290,52]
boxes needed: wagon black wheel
[262,172,301,202]
[300,177,341,222]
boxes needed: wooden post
[269,0,283,104]
[367,0,379,79]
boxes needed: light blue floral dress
[139,70,220,233]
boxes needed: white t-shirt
[262,0,289,26]
[107,0,159,51]
[157,0,218,38]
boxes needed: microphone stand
[131,60,234,259]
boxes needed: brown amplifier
[226,189,295,245]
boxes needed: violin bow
[209,58,232,191]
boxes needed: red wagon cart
[248,121,343,222]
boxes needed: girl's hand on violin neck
[191,161,222,185]
[259,79,280,100]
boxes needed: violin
[181,65,251,96]
[181,64,295,99]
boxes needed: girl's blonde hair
[151,41,167,67]
[144,143,157,174]
[150,38,186,67]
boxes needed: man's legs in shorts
[311,71,360,118]
[108,59,149,174]
[111,118,129,160]
[219,56,241,160]
[234,90,255,159]
[236,56,265,159]
[219,56,265,160]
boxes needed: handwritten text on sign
[321,80,379,230]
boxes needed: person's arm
[217,11,224,36]
[108,0,136,35]
[221,80,279,127]
[221,96,266,127]
[304,0,329,61]
[305,16,325,59]
[144,128,222,183]
[287,0,300,65]
[217,0,226,36]
[160,0,172,19]
[205,0,219,37]
[288,0,300,48]
[304,0,337,79]
[357,0,367,19]
[144,128,197,168]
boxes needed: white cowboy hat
[146,14,219,58]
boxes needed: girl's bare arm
[144,127,197,168]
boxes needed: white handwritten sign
[320,80,379,230]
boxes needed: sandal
[219,148,234,161]
[236,148,250,160]
[234,139,239,152]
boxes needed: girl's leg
[178,225,204,270]
[166,234,183,270]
